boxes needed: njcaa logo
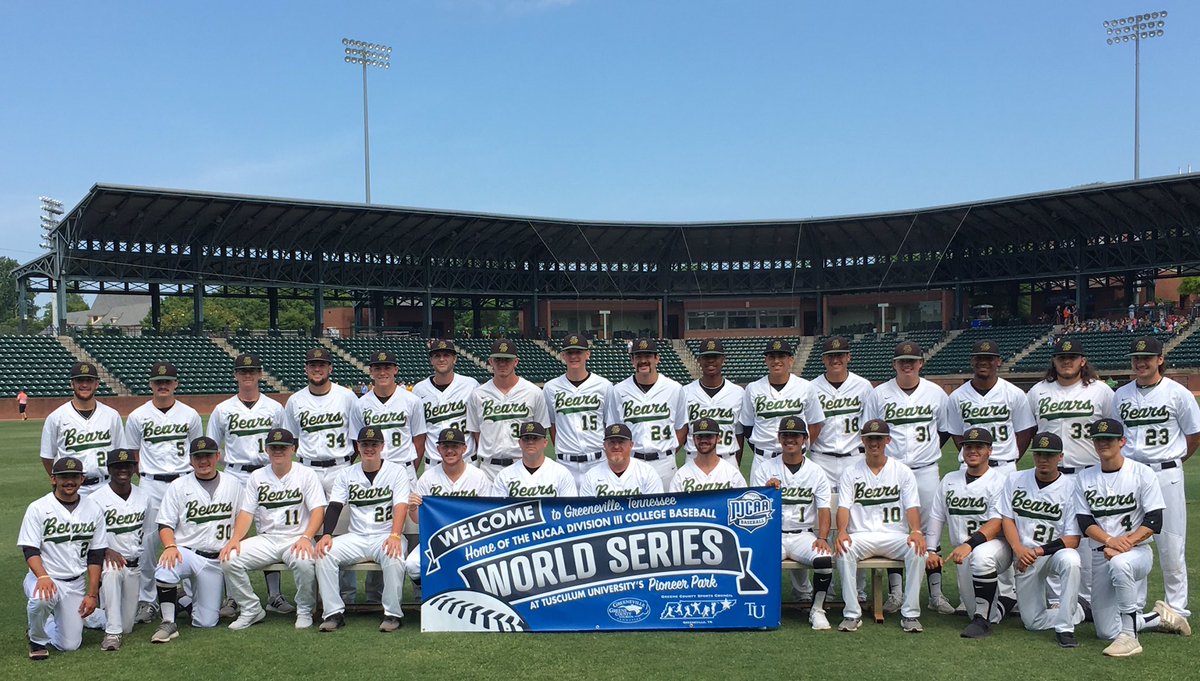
[482,401,530,422]
[1119,402,1170,427]
[348,484,392,506]
[63,428,112,452]
[728,490,773,533]
[298,410,345,432]
[622,401,671,423]
[363,409,409,428]
[818,394,860,417]
[1010,490,1062,521]
[959,403,1010,424]
[226,414,275,436]
[1036,397,1094,420]
[428,485,479,497]
[593,484,641,497]
[256,485,303,509]
[687,404,735,422]
[104,508,146,534]
[184,500,234,524]
[608,598,651,623]
[854,482,900,506]
[426,400,467,424]
[506,481,557,497]
[882,403,934,425]
[553,392,602,415]
[42,517,97,543]
[944,489,988,516]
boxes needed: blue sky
[1,0,1196,268]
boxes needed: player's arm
[292,506,325,559]
[814,507,832,554]
[82,549,104,617]
[949,517,1001,564]
[905,507,926,555]
[1001,517,1037,571]
[39,417,57,477]
[22,549,57,600]
[1013,427,1036,461]
[158,525,181,568]
[807,422,823,446]
[834,506,851,555]
[220,510,255,560]
[1184,432,1200,463]
[384,499,409,559]
[675,427,687,448]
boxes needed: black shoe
[29,639,48,661]
[319,614,346,633]
[961,615,992,639]
[1056,631,1079,649]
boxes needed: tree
[1177,277,1200,296]
[0,256,42,334]
[141,293,318,334]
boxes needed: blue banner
[419,488,781,632]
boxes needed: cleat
[295,613,313,629]
[929,594,956,615]
[134,601,158,624]
[901,617,923,633]
[837,618,862,632]
[319,614,346,632]
[29,639,49,661]
[1103,633,1142,657]
[266,593,295,614]
[151,622,179,644]
[810,609,831,631]
[883,592,903,614]
[1153,601,1192,636]
[100,634,122,651]
[219,597,238,619]
[1055,631,1079,648]
[960,615,992,639]
[379,616,403,632]
[228,608,266,631]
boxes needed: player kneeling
[315,426,410,632]
[669,419,747,493]
[751,415,834,630]
[835,420,926,633]
[997,433,1084,648]
[579,423,664,497]
[221,428,326,630]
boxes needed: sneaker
[1055,631,1079,648]
[100,634,122,651]
[810,609,831,631]
[319,614,346,632]
[1103,633,1143,657]
[901,617,923,633]
[929,594,956,615]
[379,616,403,632]
[960,615,992,639]
[219,598,238,619]
[266,593,296,614]
[1153,601,1192,636]
[151,622,179,644]
[228,608,266,631]
[837,618,862,632]
[28,639,49,661]
[295,613,314,629]
[134,601,158,624]
[883,592,903,614]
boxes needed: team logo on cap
[569,336,580,345]
[367,428,379,439]
[65,459,78,470]
[378,353,387,361]
[436,341,448,349]
[785,418,797,429]
[242,356,253,366]
[706,341,716,350]
[1061,341,1072,352]
[1136,340,1147,351]
[980,342,991,351]
[81,365,91,374]
[444,431,457,441]
[968,428,981,440]
[114,450,131,463]
[157,365,167,375]
[1039,436,1050,448]
[500,342,509,353]
[869,422,881,432]
[272,431,284,442]
[772,341,782,350]
[903,344,913,354]
[1097,421,1108,433]
[610,425,621,435]
[831,339,842,349]
[314,350,326,358]
[639,340,649,350]
[524,423,536,433]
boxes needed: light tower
[342,38,392,204]
[1103,12,1167,180]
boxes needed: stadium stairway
[58,336,132,396]
[320,338,370,376]
[792,337,815,378]
[670,339,700,377]
[210,337,289,393]
[1163,321,1200,354]
[1006,326,1061,369]
[925,329,962,360]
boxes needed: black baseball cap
[490,339,518,359]
[778,415,808,435]
[107,449,138,467]
[189,437,219,456]
[860,419,890,437]
[560,334,589,351]
[1029,432,1064,454]
[691,418,721,436]
[149,362,178,381]
[517,422,547,439]
[971,340,1002,357]
[51,457,85,476]
[1088,418,1124,439]
[603,423,633,441]
[265,428,297,447]
[357,426,385,443]
[1128,336,1163,357]
[368,351,398,366]
[630,338,658,354]
[437,427,466,445]
[70,362,98,379]
[696,339,725,357]
[763,339,794,356]
[429,339,457,354]
[960,427,994,445]
[893,342,923,360]
[821,337,850,355]
[234,354,263,370]
[305,347,332,363]
[1052,337,1084,356]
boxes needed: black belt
[486,457,516,466]
[1148,460,1181,471]
[988,459,1015,468]
[189,548,220,559]
[145,473,181,482]
[813,451,856,459]
[1059,466,1081,475]
[228,463,264,473]
[909,461,939,470]
[753,447,782,459]
[82,476,101,486]
[401,460,416,468]
[124,558,139,569]
[301,454,354,468]
[58,573,85,582]
[563,451,603,463]
[633,451,669,462]
[783,529,815,534]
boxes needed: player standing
[360,350,427,478]
[283,348,364,496]
[605,338,687,489]
[543,333,612,485]
[679,340,745,466]
[669,418,747,493]
[741,339,825,481]
[468,340,549,482]
[491,422,577,498]
[1114,335,1200,624]
[579,423,664,497]
[40,361,125,498]
[91,449,148,651]
[412,340,479,468]
[808,337,872,491]
[945,340,1037,475]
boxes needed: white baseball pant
[955,539,1014,623]
[137,477,171,602]
[100,562,140,635]
[558,457,605,488]
[838,531,925,620]
[646,455,678,490]
[810,453,860,493]
[317,533,406,619]
[223,535,316,620]
[1091,544,1157,640]
[783,531,834,566]
[25,572,87,651]
[155,547,224,628]
[1015,549,1084,633]
[1150,466,1189,617]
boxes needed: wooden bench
[782,557,903,623]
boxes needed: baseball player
[206,352,287,617]
[741,339,826,482]
[679,339,745,465]
[412,339,479,467]
[808,337,872,491]
[315,426,410,633]
[669,418,747,493]
[751,415,835,631]
[861,341,953,615]
[40,361,125,498]
[491,422,577,498]
[998,432,1085,648]
[123,362,203,624]
[150,437,241,643]
[221,428,326,630]
[945,340,1037,475]
[468,340,550,482]
[360,350,427,475]
[19,456,107,661]
[604,338,687,489]
[579,423,664,497]
[923,428,1013,639]
[1114,335,1200,623]
[543,333,613,485]
[91,448,148,651]
[834,419,927,633]
[1074,418,1190,656]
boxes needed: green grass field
[1,417,1195,680]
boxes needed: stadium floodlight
[342,37,392,204]
[39,196,64,216]
[1103,10,1167,180]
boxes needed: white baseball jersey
[241,464,327,537]
[468,377,549,460]
[206,395,284,468]
[492,459,577,498]
[156,473,241,552]
[669,458,747,493]
[360,389,428,465]
[40,401,125,480]
[283,384,364,463]
[123,400,203,477]
[946,378,1037,463]
[89,484,149,561]
[412,374,479,463]
[862,378,949,469]
[809,372,873,454]
[604,375,686,454]
[925,468,1006,548]
[837,457,921,534]
[18,493,108,580]
[329,461,411,535]
[680,379,745,458]
[415,464,492,498]
[751,457,831,533]
[543,372,612,457]
[1114,376,1200,464]
[1074,458,1165,540]
[997,469,1080,547]
[579,459,664,497]
[1027,380,1115,469]
[741,375,826,453]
